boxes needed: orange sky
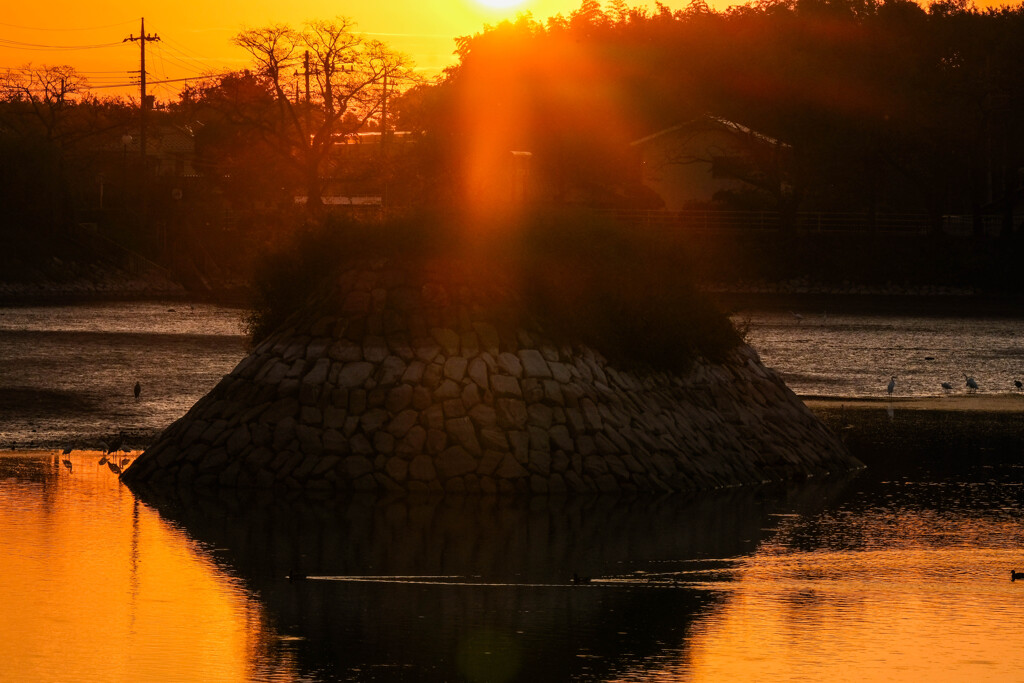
[0,0,699,101]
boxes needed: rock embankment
[123,259,861,493]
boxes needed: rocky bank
[122,258,861,494]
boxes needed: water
[0,302,247,449]
[2,301,1023,682]
[736,305,1024,398]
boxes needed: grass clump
[245,209,742,370]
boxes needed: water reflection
[128,478,852,682]
[0,451,295,683]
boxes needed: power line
[0,19,135,32]
[0,37,122,50]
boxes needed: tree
[229,18,418,209]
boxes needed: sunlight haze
[3,0,680,100]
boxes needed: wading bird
[941,381,953,393]
[134,381,141,400]
[964,374,978,394]
[62,459,72,472]
[887,376,896,397]
[106,432,124,454]
[1015,380,1022,391]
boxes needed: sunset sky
[1,0,704,101]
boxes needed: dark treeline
[2,2,1024,294]
[397,0,1024,229]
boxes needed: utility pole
[380,66,388,151]
[124,18,160,166]
[303,51,311,104]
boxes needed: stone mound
[122,258,861,493]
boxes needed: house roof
[631,116,786,149]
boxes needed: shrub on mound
[245,209,741,372]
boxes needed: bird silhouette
[963,374,978,394]
[106,461,121,475]
[1012,570,1024,582]
[887,376,896,397]
[133,381,141,400]
[62,459,72,472]
[1015,380,1023,391]
[106,432,124,454]
[941,381,953,393]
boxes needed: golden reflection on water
[0,452,293,683]
[682,518,1024,682]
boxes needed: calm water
[737,305,1024,398]
[1,301,1023,682]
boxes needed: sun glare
[476,0,527,8]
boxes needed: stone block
[226,425,251,455]
[528,426,551,453]
[350,433,374,456]
[396,425,427,456]
[360,408,388,433]
[518,349,552,378]
[328,339,363,362]
[409,454,437,481]
[426,428,448,454]
[527,403,554,429]
[446,416,481,455]
[373,431,395,454]
[385,456,409,481]
[549,425,574,452]
[497,352,523,377]
[337,362,374,389]
[348,389,367,416]
[261,397,298,424]
[508,430,529,463]
[377,356,407,386]
[431,327,460,355]
[528,450,551,475]
[443,356,468,382]
[472,322,501,355]
[495,398,528,429]
[495,453,528,479]
[461,383,482,411]
[422,404,444,431]
[443,398,466,418]
[345,455,375,479]
[387,409,420,438]
[435,446,477,478]
[468,358,489,391]
[490,374,522,398]
[479,428,508,451]
[385,385,413,414]
[323,429,348,454]
[422,363,443,389]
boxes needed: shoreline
[803,394,1024,413]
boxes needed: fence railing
[604,210,1005,236]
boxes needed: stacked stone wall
[123,259,861,493]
